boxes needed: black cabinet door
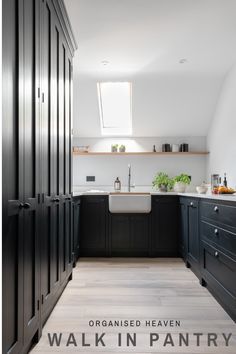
[151,196,178,256]
[110,215,130,254]
[22,0,40,343]
[186,199,200,276]
[179,198,187,259]
[80,196,108,256]
[3,0,41,350]
[58,34,73,283]
[40,0,73,319]
[2,0,24,352]
[110,214,149,256]
[40,0,61,321]
[130,215,149,256]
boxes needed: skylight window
[97,82,132,136]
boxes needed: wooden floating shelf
[73,151,209,156]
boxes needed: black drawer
[201,201,236,230]
[201,240,236,319]
[201,221,236,257]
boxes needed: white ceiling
[65,0,236,137]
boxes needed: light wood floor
[31,258,236,354]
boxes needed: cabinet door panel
[73,200,81,262]
[151,197,178,256]
[111,215,130,249]
[80,197,107,255]
[3,213,24,354]
[179,200,187,259]
[40,0,61,319]
[131,216,149,248]
[23,0,40,341]
[187,204,199,262]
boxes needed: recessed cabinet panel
[73,199,81,263]
[179,199,187,259]
[111,215,130,249]
[188,204,199,262]
[151,197,178,256]
[80,197,107,255]
[3,215,24,354]
[131,216,149,253]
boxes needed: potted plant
[111,144,118,153]
[119,144,126,152]
[173,173,191,192]
[152,172,173,192]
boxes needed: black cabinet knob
[214,251,219,258]
[214,228,219,235]
[214,206,219,212]
[190,202,194,207]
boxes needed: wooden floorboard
[31,258,236,353]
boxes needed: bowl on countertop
[196,185,208,194]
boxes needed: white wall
[207,63,236,188]
[73,137,207,191]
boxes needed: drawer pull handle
[214,206,219,212]
[19,202,31,209]
[52,197,60,203]
[214,251,219,258]
[214,229,219,235]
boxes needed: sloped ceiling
[65,0,236,137]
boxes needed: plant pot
[158,185,168,192]
[119,146,126,152]
[174,182,187,193]
[111,146,118,153]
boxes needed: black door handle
[19,202,31,209]
[52,197,60,203]
[65,197,71,201]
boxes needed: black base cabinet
[79,195,179,257]
[2,1,77,353]
[200,200,236,321]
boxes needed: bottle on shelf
[223,173,228,187]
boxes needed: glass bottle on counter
[114,177,121,192]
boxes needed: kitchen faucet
[128,164,135,192]
[128,164,131,192]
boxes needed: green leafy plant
[119,145,126,152]
[173,173,191,185]
[111,144,118,152]
[152,172,174,191]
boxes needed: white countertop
[73,189,236,202]
[178,192,236,202]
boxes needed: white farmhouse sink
[109,193,151,213]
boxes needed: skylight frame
[97,82,132,136]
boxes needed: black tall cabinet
[2,1,77,353]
